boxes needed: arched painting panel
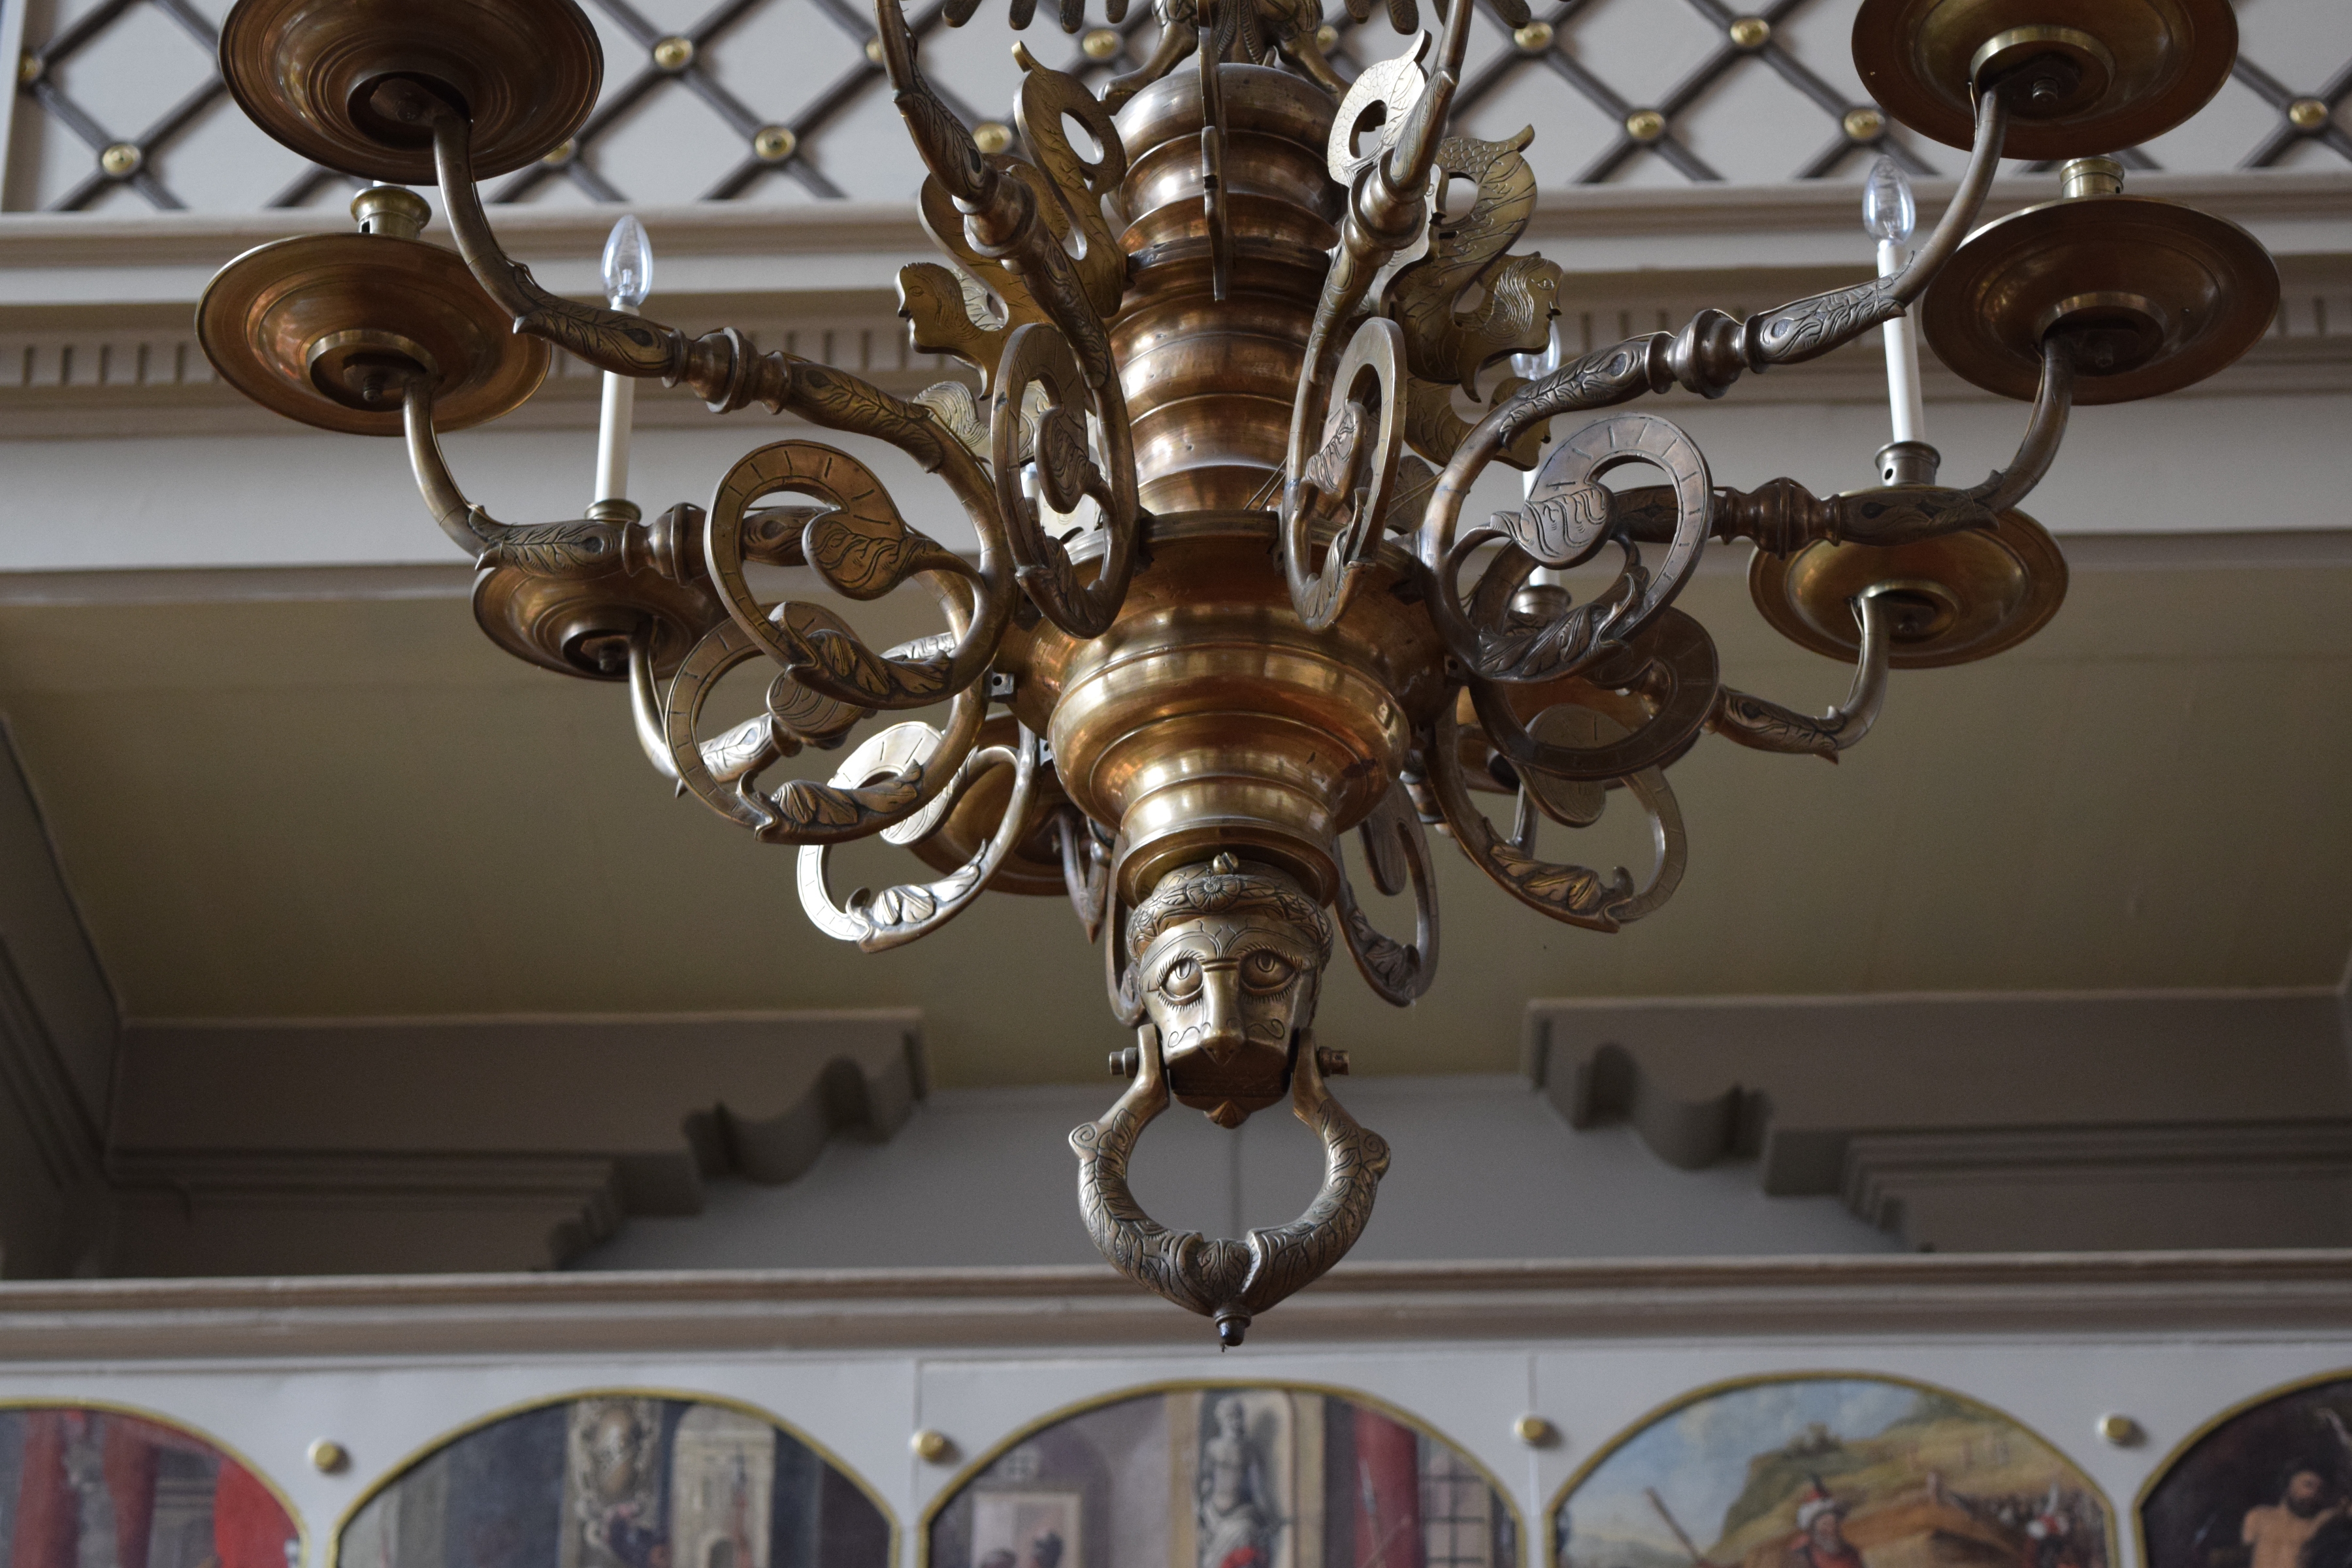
[924,1381,1522,1568]
[1548,1375,2114,1568]
[0,1401,302,1568]
[333,1392,890,1568]
[2139,1371,2352,1568]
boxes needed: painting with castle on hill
[336,1395,888,1568]
[1551,1377,2112,1568]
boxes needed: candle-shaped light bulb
[601,214,653,310]
[593,216,651,506]
[1861,155,1915,246]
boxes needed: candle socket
[1877,440,1941,485]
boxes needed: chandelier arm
[399,382,500,555]
[1735,86,2014,379]
[1708,587,1895,761]
[625,623,684,784]
[797,728,1043,951]
[1971,335,2078,515]
[1070,1024,1389,1347]
[1332,782,1439,1006]
[1428,699,1686,931]
[1281,318,1406,630]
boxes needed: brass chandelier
[198,0,2273,1341]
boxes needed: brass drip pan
[1921,193,2279,404]
[220,0,602,182]
[1852,0,2236,158]
[1751,502,2067,668]
[197,232,548,436]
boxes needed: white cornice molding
[3,170,2347,270]
[0,1252,2349,1358]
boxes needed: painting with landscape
[1551,1377,2109,1568]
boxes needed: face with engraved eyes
[1126,855,1331,1123]
[1137,909,1322,1064]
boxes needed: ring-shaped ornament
[992,321,1133,638]
[798,726,1041,951]
[1469,606,1720,782]
[1327,54,1425,183]
[1428,699,1688,931]
[661,616,985,844]
[1284,318,1407,632]
[1435,411,1710,684]
[704,440,986,710]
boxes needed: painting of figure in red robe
[926,1385,1516,1568]
[1552,1377,2111,1568]
[0,1405,299,1568]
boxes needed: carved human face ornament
[1128,854,1331,1126]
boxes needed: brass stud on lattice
[973,120,1014,154]
[541,138,576,165]
[2289,97,2332,131]
[1842,106,1885,142]
[652,35,694,71]
[1313,22,1338,50]
[99,142,142,177]
[1624,108,1666,142]
[1728,15,1769,49]
[865,37,885,63]
[1082,27,1122,59]
[753,125,797,162]
[17,52,40,84]
[1513,20,1554,52]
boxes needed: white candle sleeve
[1878,237,1927,446]
[593,370,635,505]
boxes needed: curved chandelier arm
[1971,335,2078,515]
[1890,86,2016,310]
[797,726,1043,951]
[1333,782,1439,1005]
[1281,319,1407,630]
[404,381,683,581]
[1070,1025,1390,1347]
[627,623,683,783]
[1466,606,1723,783]
[1710,587,1895,761]
[659,615,988,844]
[1428,700,1687,931]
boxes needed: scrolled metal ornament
[1428,698,1688,931]
[799,725,1044,950]
[992,323,1140,638]
[1333,783,1439,1005]
[1280,317,1406,630]
[1710,587,1895,760]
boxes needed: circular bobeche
[195,232,549,436]
[1750,502,2068,669]
[1851,0,2237,159]
[1921,193,2279,405]
[218,0,602,182]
